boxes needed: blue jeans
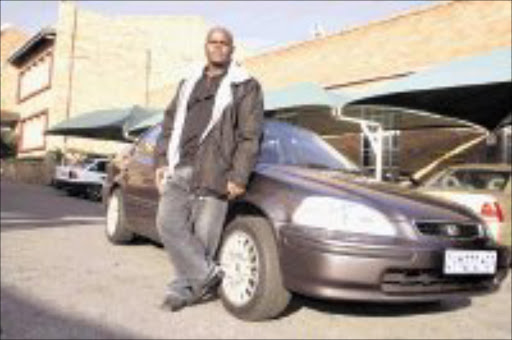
[156,165,228,298]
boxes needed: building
[6,1,210,160]
[1,24,29,123]
[4,0,511,182]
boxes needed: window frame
[17,49,54,103]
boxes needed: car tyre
[86,184,102,201]
[106,189,134,244]
[218,215,291,321]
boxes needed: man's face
[205,30,234,67]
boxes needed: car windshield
[259,121,360,172]
[426,168,511,191]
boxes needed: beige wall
[0,27,29,112]
[12,45,54,158]
[243,1,512,91]
[9,1,210,157]
[55,2,210,156]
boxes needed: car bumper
[59,180,102,193]
[279,226,510,302]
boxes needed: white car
[53,158,109,201]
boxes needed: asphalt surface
[1,179,511,339]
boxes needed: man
[153,26,264,312]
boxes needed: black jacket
[154,77,264,197]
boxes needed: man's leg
[193,195,228,264]
[192,195,228,298]
[156,167,210,309]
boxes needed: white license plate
[444,249,497,275]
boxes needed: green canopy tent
[45,105,162,141]
[343,47,511,131]
[127,82,362,137]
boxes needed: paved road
[1,179,511,339]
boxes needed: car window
[429,169,510,191]
[95,161,107,173]
[272,123,359,172]
[133,124,162,165]
[86,160,107,173]
[258,130,283,164]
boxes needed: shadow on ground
[0,286,144,339]
[279,293,471,319]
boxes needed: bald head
[205,26,235,68]
[206,26,234,46]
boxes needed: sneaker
[160,292,190,312]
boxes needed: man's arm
[227,79,264,195]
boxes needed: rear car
[103,120,510,321]
[417,164,511,246]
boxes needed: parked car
[52,163,73,189]
[417,164,511,247]
[103,120,510,321]
[54,157,109,201]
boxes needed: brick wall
[0,27,29,112]
[243,1,511,91]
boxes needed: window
[88,161,107,173]
[429,169,510,191]
[18,50,53,102]
[134,124,162,165]
[19,110,48,152]
[361,130,400,179]
[261,122,359,171]
[258,130,283,164]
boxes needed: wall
[243,1,511,91]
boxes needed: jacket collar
[184,60,250,85]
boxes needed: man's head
[205,26,234,68]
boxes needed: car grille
[415,221,481,239]
[381,269,493,294]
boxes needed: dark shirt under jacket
[178,70,226,167]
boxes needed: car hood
[268,165,479,223]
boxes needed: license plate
[444,249,497,275]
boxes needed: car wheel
[218,216,291,321]
[106,189,134,244]
[86,184,102,201]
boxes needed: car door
[123,125,161,239]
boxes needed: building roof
[8,26,56,66]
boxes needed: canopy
[344,47,512,131]
[126,82,364,137]
[46,105,161,141]
[264,82,352,112]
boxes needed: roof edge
[8,26,56,66]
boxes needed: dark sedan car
[103,120,510,321]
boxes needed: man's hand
[227,181,245,200]
[155,166,168,195]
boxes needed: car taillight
[481,202,504,223]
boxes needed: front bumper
[279,226,510,302]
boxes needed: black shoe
[160,292,190,312]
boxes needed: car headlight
[292,196,397,237]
